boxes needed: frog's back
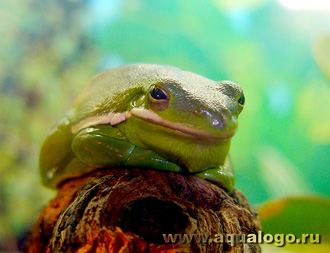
[68,64,180,124]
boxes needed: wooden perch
[26,168,261,252]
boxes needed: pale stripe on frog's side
[39,64,245,192]
[71,108,237,140]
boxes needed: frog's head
[127,67,244,139]
[121,65,245,172]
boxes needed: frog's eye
[150,86,168,100]
[148,85,171,111]
[238,92,245,106]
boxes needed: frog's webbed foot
[195,159,235,193]
[124,147,183,173]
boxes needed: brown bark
[26,168,261,252]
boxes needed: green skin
[39,64,245,193]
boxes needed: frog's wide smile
[71,108,236,140]
[129,108,236,140]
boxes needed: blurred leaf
[261,243,330,253]
[258,196,330,242]
[312,33,330,85]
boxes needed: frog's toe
[195,167,234,193]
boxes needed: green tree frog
[39,64,245,193]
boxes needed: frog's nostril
[212,119,223,128]
[195,108,212,118]
[194,108,231,129]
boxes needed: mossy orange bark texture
[26,168,261,252]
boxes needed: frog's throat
[71,108,236,140]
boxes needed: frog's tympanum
[40,64,245,192]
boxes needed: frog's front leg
[195,156,235,193]
[72,126,135,166]
[44,126,135,188]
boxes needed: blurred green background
[0,0,329,251]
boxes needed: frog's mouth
[129,108,236,140]
[71,108,236,140]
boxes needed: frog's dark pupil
[238,93,245,105]
[151,87,167,100]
